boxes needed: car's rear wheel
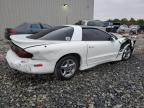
[54,56,79,80]
[122,44,132,61]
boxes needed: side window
[31,24,41,29]
[82,28,111,41]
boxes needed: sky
[94,0,144,21]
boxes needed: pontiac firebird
[6,25,135,80]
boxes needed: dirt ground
[0,34,144,108]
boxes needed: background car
[117,24,130,34]
[138,25,144,34]
[106,22,121,33]
[129,25,140,35]
[75,20,121,33]
[75,20,107,31]
[6,25,135,80]
[5,23,52,40]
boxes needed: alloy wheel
[123,46,131,60]
[60,59,76,78]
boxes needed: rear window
[27,26,74,41]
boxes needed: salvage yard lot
[0,34,144,108]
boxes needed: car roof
[66,25,107,33]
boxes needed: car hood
[111,33,129,43]
[111,33,124,38]
[112,33,137,40]
[111,33,132,38]
[10,34,67,49]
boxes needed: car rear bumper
[6,50,55,74]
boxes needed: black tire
[122,44,132,61]
[54,56,79,80]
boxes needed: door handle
[89,46,94,48]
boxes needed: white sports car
[6,25,135,80]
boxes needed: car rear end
[6,41,55,74]
[6,26,76,74]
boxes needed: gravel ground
[0,35,144,108]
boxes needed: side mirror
[108,37,114,41]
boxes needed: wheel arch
[120,39,133,51]
[55,53,81,68]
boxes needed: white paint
[6,25,132,74]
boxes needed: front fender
[119,38,134,52]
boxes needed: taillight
[7,28,16,34]
[16,49,33,58]
[11,43,33,58]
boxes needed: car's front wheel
[54,56,79,80]
[122,44,132,61]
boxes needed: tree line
[109,18,144,26]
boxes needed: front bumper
[6,50,55,74]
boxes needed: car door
[82,28,120,66]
